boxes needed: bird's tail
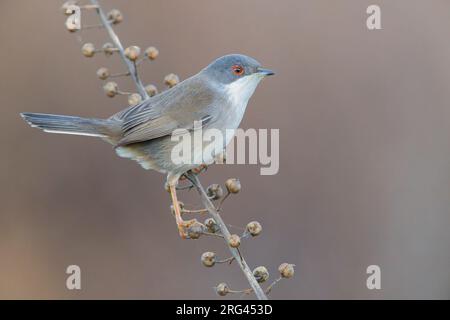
[20,112,116,138]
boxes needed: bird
[21,54,274,238]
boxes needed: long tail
[20,112,116,138]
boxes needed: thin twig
[216,256,235,264]
[201,231,224,239]
[109,71,131,78]
[186,172,268,300]
[230,288,252,295]
[89,0,149,100]
[216,191,230,212]
[265,277,282,295]
[182,208,208,214]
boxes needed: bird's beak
[257,68,275,76]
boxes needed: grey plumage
[20,54,273,184]
[20,113,117,138]
[113,73,224,147]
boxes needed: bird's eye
[231,65,244,76]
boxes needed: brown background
[1,0,450,299]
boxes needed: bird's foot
[176,218,204,239]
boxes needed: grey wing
[113,78,219,147]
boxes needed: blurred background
[1,0,450,299]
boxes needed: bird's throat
[225,74,263,107]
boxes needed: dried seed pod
[96,67,110,80]
[228,234,241,248]
[124,46,140,62]
[81,43,95,57]
[278,263,295,279]
[145,84,158,97]
[187,221,205,239]
[246,221,262,237]
[204,218,219,233]
[128,93,142,106]
[206,184,224,200]
[253,266,269,283]
[144,46,159,60]
[107,9,123,24]
[102,43,116,56]
[164,73,180,88]
[128,93,142,105]
[61,1,77,15]
[201,252,216,267]
[225,178,241,194]
[215,283,229,296]
[103,81,118,97]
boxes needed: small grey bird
[21,54,274,237]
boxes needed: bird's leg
[168,183,196,238]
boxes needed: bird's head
[201,54,274,104]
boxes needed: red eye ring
[231,65,244,76]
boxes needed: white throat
[219,74,264,146]
[225,74,263,107]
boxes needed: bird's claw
[177,219,200,239]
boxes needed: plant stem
[89,0,149,100]
[186,173,268,300]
